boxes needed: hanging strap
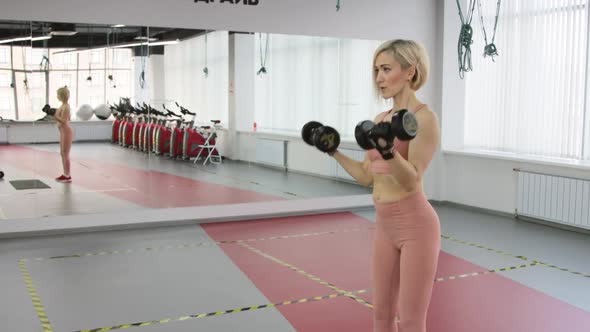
[257,33,269,75]
[456,0,477,79]
[477,0,502,60]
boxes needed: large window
[49,70,78,112]
[0,71,13,117]
[0,46,132,120]
[464,0,589,160]
[25,48,46,69]
[0,96,12,116]
[0,47,13,117]
[254,33,387,137]
[0,47,9,65]
[0,72,10,87]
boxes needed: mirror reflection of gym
[0,21,215,219]
[0,20,373,221]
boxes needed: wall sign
[194,0,260,5]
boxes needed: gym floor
[0,143,369,220]
[0,143,589,331]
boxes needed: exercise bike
[154,105,182,156]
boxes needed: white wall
[441,0,466,151]
[424,0,445,200]
[440,0,590,214]
[0,122,112,144]
[1,0,436,41]
[226,33,256,161]
[149,55,166,105]
[232,34,255,134]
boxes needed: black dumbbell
[0,171,4,180]
[355,109,418,155]
[42,104,56,116]
[301,121,340,155]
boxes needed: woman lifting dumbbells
[54,86,73,182]
[302,39,440,332]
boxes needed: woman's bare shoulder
[415,105,438,122]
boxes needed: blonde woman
[54,86,73,182]
[332,40,441,332]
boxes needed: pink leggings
[372,191,440,332]
[59,126,73,176]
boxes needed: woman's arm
[54,108,64,124]
[330,111,390,187]
[385,108,440,192]
[55,105,71,124]
[309,111,400,188]
[332,151,374,187]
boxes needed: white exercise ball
[94,104,112,120]
[76,104,94,121]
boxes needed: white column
[226,32,255,160]
[149,54,166,105]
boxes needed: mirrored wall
[0,19,377,222]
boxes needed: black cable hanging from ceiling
[456,0,477,79]
[476,0,502,60]
[257,33,269,76]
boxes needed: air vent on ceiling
[49,23,78,36]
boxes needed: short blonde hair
[372,39,429,94]
[57,86,70,102]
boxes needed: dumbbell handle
[355,110,417,160]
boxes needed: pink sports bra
[367,104,426,174]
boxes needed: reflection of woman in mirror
[55,86,73,182]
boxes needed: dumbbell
[42,104,56,116]
[0,171,4,180]
[301,121,340,155]
[355,109,418,157]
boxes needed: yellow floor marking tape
[21,228,373,263]
[73,290,369,332]
[18,260,54,332]
[442,234,590,278]
[239,242,374,309]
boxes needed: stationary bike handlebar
[175,102,196,116]
[163,104,182,118]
